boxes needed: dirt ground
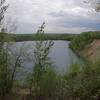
[81,39,100,63]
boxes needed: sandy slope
[81,39,100,63]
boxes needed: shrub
[69,31,100,51]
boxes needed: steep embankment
[69,31,100,63]
[80,39,100,63]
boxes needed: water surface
[10,41,82,79]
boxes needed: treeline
[69,31,100,51]
[0,33,77,41]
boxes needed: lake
[10,41,82,80]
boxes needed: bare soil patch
[81,39,100,63]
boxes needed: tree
[26,22,58,100]
[84,0,100,12]
[0,1,21,99]
[33,22,54,83]
[0,0,9,99]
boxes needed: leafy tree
[84,0,100,12]
[69,31,100,51]
[0,1,21,99]
[26,23,62,100]
[0,0,9,99]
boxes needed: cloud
[6,0,100,33]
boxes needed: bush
[69,31,100,51]
[63,62,100,100]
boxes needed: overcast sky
[6,0,100,33]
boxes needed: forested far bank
[0,31,100,42]
[0,32,77,41]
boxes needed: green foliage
[33,22,54,85]
[96,3,100,12]
[37,67,58,99]
[25,26,100,100]
[26,23,60,100]
[0,1,22,99]
[0,0,10,98]
[0,33,76,42]
[63,62,100,100]
[0,46,11,96]
[63,63,83,98]
[0,34,22,99]
[84,0,100,12]
[69,31,100,51]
